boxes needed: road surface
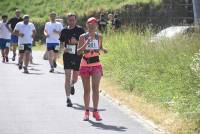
[0,51,165,134]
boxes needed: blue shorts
[0,38,11,49]
[47,43,60,53]
[11,35,18,44]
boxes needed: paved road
[0,51,165,134]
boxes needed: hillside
[0,0,160,19]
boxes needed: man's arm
[0,22,3,29]
[44,23,49,37]
[13,29,23,37]
[59,29,65,51]
[6,19,13,32]
[44,29,49,37]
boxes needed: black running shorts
[63,53,82,71]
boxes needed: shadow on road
[29,68,41,71]
[24,72,44,75]
[88,120,127,132]
[4,62,18,65]
[54,71,65,74]
[72,103,106,112]
[30,63,42,66]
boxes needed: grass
[100,29,200,134]
[0,0,160,20]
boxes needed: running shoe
[83,111,90,121]
[23,67,29,74]
[5,57,9,62]
[18,63,23,70]
[2,57,5,63]
[71,86,75,95]
[93,111,102,121]
[49,68,54,73]
[12,54,16,61]
[53,60,57,68]
[67,98,73,107]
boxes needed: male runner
[7,9,23,61]
[44,12,63,73]
[0,15,11,62]
[60,13,85,107]
[13,15,36,73]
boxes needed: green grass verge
[101,29,200,133]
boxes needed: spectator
[113,14,121,29]
[107,13,114,31]
[97,14,108,32]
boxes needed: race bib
[86,40,99,50]
[55,45,60,51]
[6,42,10,48]
[66,45,76,54]
[18,45,24,50]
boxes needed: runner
[59,13,85,107]
[13,15,36,73]
[0,15,11,63]
[6,9,23,61]
[44,12,63,73]
[77,17,108,121]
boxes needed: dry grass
[100,77,197,134]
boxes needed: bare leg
[12,44,17,61]
[19,53,24,64]
[5,48,9,58]
[29,52,33,64]
[92,74,102,110]
[81,76,91,110]
[48,50,54,68]
[71,70,79,86]
[1,49,4,58]
[24,51,30,67]
[65,69,72,97]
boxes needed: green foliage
[101,29,200,133]
[0,0,160,19]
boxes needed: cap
[23,15,29,19]
[87,17,97,24]
[49,12,57,16]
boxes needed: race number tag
[6,42,10,48]
[86,40,99,50]
[18,45,24,50]
[55,45,60,51]
[66,45,76,54]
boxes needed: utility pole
[192,0,200,25]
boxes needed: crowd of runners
[0,10,108,121]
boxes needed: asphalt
[0,51,165,134]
